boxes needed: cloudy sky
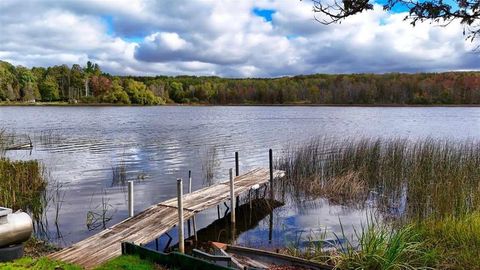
[0,0,479,77]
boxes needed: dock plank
[49,168,284,269]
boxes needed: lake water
[1,106,479,249]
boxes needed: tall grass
[415,212,480,269]
[283,219,437,269]
[0,158,47,220]
[277,137,480,220]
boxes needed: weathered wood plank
[49,168,284,269]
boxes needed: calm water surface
[1,106,479,248]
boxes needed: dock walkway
[49,168,284,269]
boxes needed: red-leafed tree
[89,76,112,97]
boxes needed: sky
[0,0,479,77]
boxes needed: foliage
[124,79,162,105]
[0,60,18,100]
[311,0,480,41]
[39,75,59,101]
[1,60,480,105]
[16,66,40,101]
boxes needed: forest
[1,60,480,105]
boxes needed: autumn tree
[89,75,112,97]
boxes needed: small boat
[192,242,333,270]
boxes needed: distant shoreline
[1,102,480,108]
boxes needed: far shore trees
[0,60,479,105]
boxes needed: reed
[0,157,47,220]
[111,163,127,186]
[283,219,437,269]
[277,137,480,220]
[86,190,116,231]
[201,145,220,186]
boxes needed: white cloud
[0,0,478,77]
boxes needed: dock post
[187,171,192,237]
[269,149,274,200]
[188,170,192,193]
[128,181,134,217]
[235,152,239,208]
[268,150,274,243]
[177,178,185,254]
[229,168,236,224]
[188,170,198,241]
[235,152,239,176]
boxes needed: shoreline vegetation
[277,137,480,269]
[3,101,480,107]
[1,60,480,106]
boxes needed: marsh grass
[86,190,116,231]
[277,137,480,220]
[112,163,128,186]
[0,157,47,220]
[333,223,437,270]
[0,128,13,155]
[34,129,64,146]
[283,219,437,270]
[201,145,220,186]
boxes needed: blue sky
[253,8,275,22]
[0,0,478,77]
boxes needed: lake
[1,106,479,249]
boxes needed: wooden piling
[188,170,192,193]
[235,152,239,207]
[187,171,192,236]
[229,168,235,224]
[269,149,274,200]
[188,170,197,242]
[176,178,184,254]
[235,152,239,176]
[128,181,134,218]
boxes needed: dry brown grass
[319,171,368,206]
[277,137,480,220]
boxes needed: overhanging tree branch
[310,0,480,40]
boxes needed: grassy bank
[284,213,480,269]
[0,255,166,270]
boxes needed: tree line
[1,60,480,105]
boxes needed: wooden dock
[49,168,285,269]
